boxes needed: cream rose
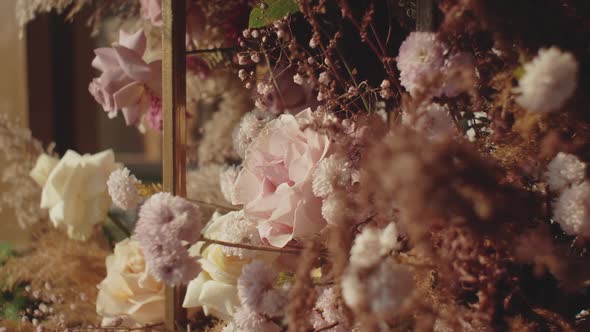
[231,108,331,247]
[183,211,277,321]
[97,238,165,325]
[40,149,117,240]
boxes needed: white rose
[40,149,117,240]
[96,238,165,325]
[29,153,59,187]
[183,211,277,321]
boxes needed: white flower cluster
[546,153,590,237]
[516,47,578,113]
[341,222,413,316]
[545,152,586,192]
[107,167,142,210]
[349,223,401,268]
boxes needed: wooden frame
[162,0,187,330]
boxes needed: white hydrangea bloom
[232,110,275,158]
[553,181,590,237]
[350,223,401,268]
[545,152,586,192]
[516,47,578,113]
[342,261,414,316]
[312,155,351,198]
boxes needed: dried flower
[553,181,590,237]
[107,167,142,210]
[397,32,445,96]
[545,152,586,192]
[350,223,401,268]
[0,117,45,229]
[516,47,578,113]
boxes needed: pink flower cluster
[134,192,203,285]
[397,32,476,98]
[88,29,162,131]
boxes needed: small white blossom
[516,47,578,113]
[553,181,590,237]
[293,73,304,85]
[350,223,401,268]
[250,52,261,63]
[238,69,247,81]
[318,72,331,85]
[312,155,351,198]
[342,261,414,316]
[218,211,262,259]
[107,167,141,210]
[545,152,586,192]
[233,110,275,158]
[402,103,455,140]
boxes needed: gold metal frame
[162,0,187,330]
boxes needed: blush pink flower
[140,0,163,26]
[145,96,163,131]
[231,109,331,247]
[88,29,162,127]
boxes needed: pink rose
[89,29,162,127]
[231,109,331,247]
[140,0,163,27]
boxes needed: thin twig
[314,322,339,332]
[200,236,303,255]
[108,215,131,238]
[187,198,240,212]
[186,47,238,55]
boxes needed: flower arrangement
[5,0,590,331]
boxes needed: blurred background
[1,0,161,247]
[1,0,161,171]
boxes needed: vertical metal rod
[162,0,187,330]
[416,0,434,31]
